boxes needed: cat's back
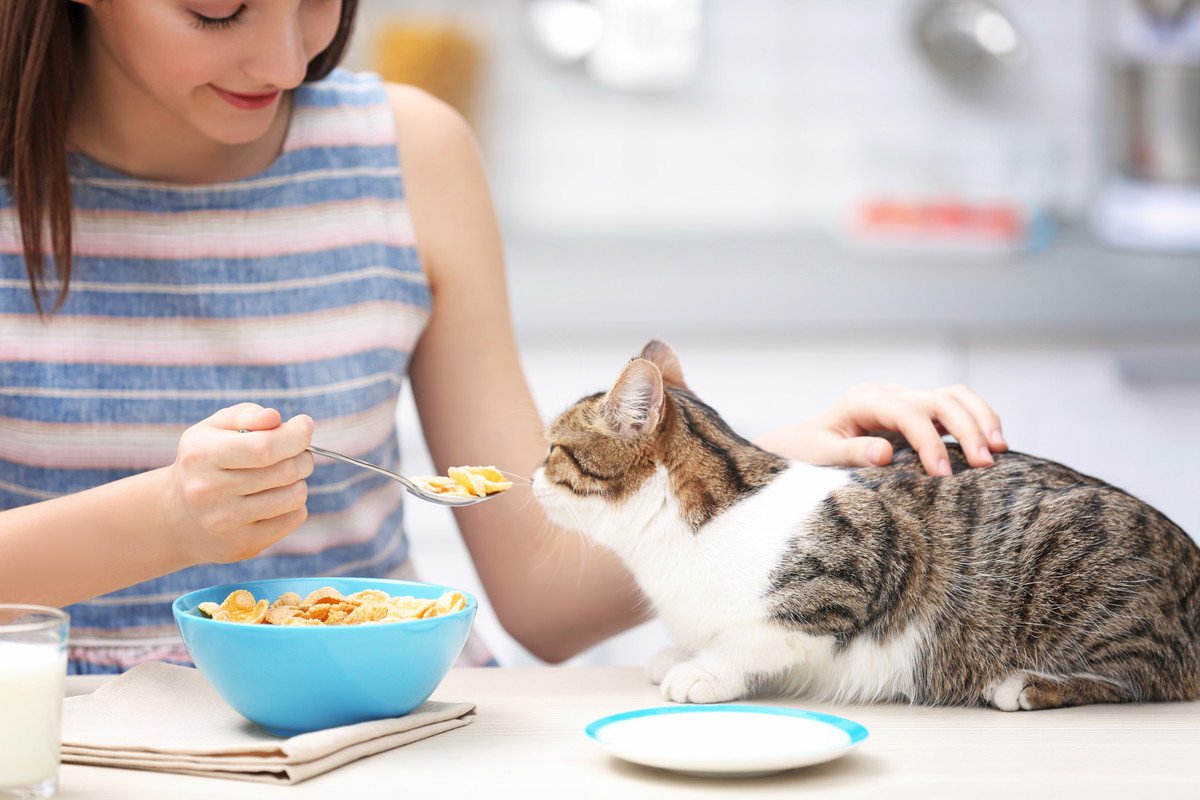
[843,444,1193,557]
[806,444,1200,704]
[834,444,1199,606]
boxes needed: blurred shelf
[503,229,1200,342]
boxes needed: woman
[0,0,1007,673]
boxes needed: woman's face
[76,0,342,145]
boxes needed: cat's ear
[601,358,665,438]
[639,339,688,391]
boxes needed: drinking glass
[0,606,69,800]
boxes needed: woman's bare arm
[0,405,313,607]
[388,85,648,663]
[0,468,191,607]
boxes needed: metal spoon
[307,445,500,508]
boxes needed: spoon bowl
[307,445,499,507]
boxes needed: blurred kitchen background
[341,0,1200,666]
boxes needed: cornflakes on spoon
[412,465,512,498]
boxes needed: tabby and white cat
[532,341,1200,710]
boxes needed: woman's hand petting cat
[753,382,1007,477]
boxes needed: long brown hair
[0,0,360,314]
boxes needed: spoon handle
[307,445,422,494]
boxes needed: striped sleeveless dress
[0,70,489,673]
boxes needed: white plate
[585,704,869,778]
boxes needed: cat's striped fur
[532,341,1200,709]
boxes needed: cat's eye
[546,444,585,480]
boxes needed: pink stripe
[0,401,399,470]
[283,102,395,152]
[0,422,184,469]
[0,302,426,366]
[68,645,190,668]
[71,624,178,638]
[0,200,415,259]
[285,127,397,152]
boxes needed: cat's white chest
[632,463,847,642]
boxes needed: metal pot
[1111,60,1200,183]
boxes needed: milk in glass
[0,641,67,791]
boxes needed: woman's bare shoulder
[383,83,476,164]
[381,83,499,290]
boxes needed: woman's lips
[210,85,281,111]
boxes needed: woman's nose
[243,12,309,90]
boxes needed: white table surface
[59,666,1200,799]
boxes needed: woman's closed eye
[190,4,247,30]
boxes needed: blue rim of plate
[585,704,870,749]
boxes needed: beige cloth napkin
[61,661,475,785]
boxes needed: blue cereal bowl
[173,577,477,736]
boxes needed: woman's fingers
[228,451,315,497]
[846,385,951,476]
[755,382,1007,477]
[249,508,310,552]
[197,404,309,470]
[211,507,310,563]
[921,391,993,468]
[889,408,953,476]
[243,480,310,525]
[204,403,280,433]
[807,430,895,468]
[213,414,314,470]
[887,385,1002,468]
[945,384,1007,452]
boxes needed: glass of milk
[0,606,69,800]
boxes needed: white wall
[349,0,1101,236]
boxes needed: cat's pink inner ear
[639,340,687,390]
[602,358,665,438]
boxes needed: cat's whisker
[524,519,568,575]
[540,502,599,577]
[498,469,532,486]
[522,496,599,580]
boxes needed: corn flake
[201,589,269,624]
[303,587,348,607]
[413,465,513,498]
[271,592,302,608]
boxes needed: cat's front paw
[645,646,688,685]
[660,660,746,704]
